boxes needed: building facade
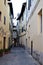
[0,0,11,52]
[8,1,14,48]
[27,0,43,64]
[17,2,27,47]
[17,0,43,64]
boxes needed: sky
[11,0,26,26]
[11,0,26,18]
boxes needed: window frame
[4,16,6,25]
[38,9,42,33]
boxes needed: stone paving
[0,47,40,65]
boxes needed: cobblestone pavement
[0,47,40,65]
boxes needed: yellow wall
[19,32,26,46]
[0,0,10,49]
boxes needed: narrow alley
[0,0,43,65]
[0,47,40,65]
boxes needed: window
[38,9,42,33]
[4,16,6,24]
[22,27,26,32]
[4,0,6,5]
[22,27,23,32]
[0,12,1,21]
[22,16,23,21]
[40,14,42,32]
[28,0,31,10]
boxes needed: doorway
[3,37,6,49]
[12,38,17,47]
[31,41,33,55]
[26,38,27,47]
